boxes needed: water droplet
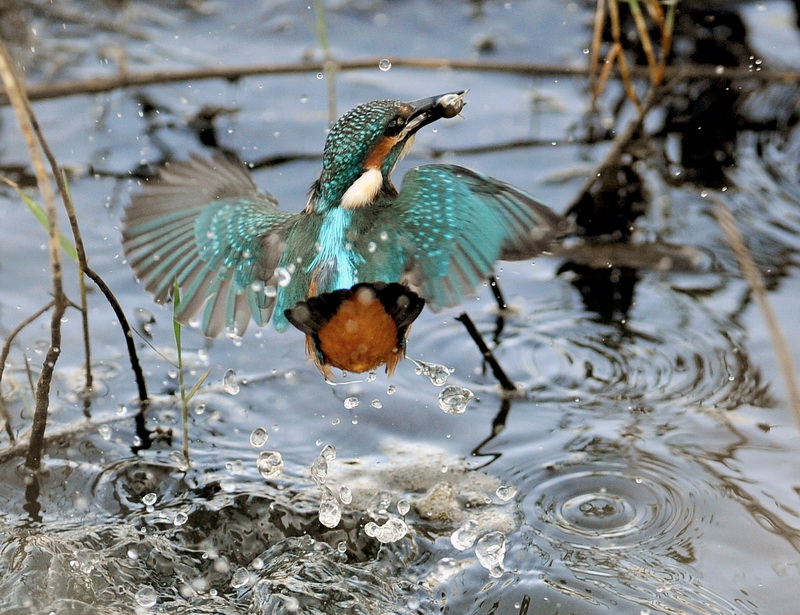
[300,94,309,104]
[256,451,284,479]
[275,267,292,287]
[397,499,410,515]
[371,399,382,409]
[223,369,239,395]
[98,424,111,440]
[319,486,341,528]
[264,284,277,298]
[438,385,474,414]
[475,531,506,577]
[378,58,392,71]
[367,370,377,382]
[450,519,479,550]
[321,444,337,461]
[142,492,157,506]
[413,359,454,386]
[250,427,269,447]
[367,241,377,253]
[344,396,359,409]
[379,230,389,241]
[134,585,158,607]
[230,567,251,588]
[339,485,353,504]
[311,455,328,484]
[170,450,189,471]
[316,72,323,79]
[364,517,408,543]
[387,384,397,395]
[173,512,188,526]
[337,541,347,553]
[496,484,518,501]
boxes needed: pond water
[1,1,800,613]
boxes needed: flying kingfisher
[122,90,567,376]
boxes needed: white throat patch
[341,168,383,209]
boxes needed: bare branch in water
[0,300,56,442]
[0,57,797,107]
[0,41,66,472]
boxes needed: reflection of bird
[122,91,566,371]
[285,282,424,378]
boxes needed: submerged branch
[0,57,797,106]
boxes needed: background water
[1,1,800,613]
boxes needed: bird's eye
[384,116,406,137]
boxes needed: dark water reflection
[2,1,800,614]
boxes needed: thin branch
[0,300,56,442]
[22,80,150,408]
[711,196,800,429]
[0,41,67,473]
[1,58,796,106]
[455,313,517,393]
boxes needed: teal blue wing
[122,155,298,337]
[391,164,567,308]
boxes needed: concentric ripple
[533,465,692,550]
[498,280,769,410]
[512,437,764,614]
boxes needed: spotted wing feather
[390,164,567,308]
[122,154,298,337]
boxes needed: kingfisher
[122,90,567,376]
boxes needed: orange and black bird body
[285,282,424,378]
[122,91,567,377]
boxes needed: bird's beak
[404,90,468,134]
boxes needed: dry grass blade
[711,197,800,430]
[0,42,66,472]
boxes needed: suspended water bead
[98,424,112,440]
[450,519,480,551]
[378,58,392,71]
[134,586,158,607]
[319,486,341,528]
[364,517,408,543]
[249,427,269,447]
[222,369,239,395]
[173,511,188,526]
[371,399,382,409]
[475,531,507,578]
[438,385,474,414]
[321,444,337,461]
[387,384,397,395]
[344,396,359,409]
[496,484,518,501]
[142,492,157,506]
[397,499,410,515]
[256,451,284,479]
[413,359,454,386]
[230,567,251,589]
[310,455,328,484]
[275,266,292,287]
[339,485,353,504]
[170,450,190,471]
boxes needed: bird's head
[308,90,467,212]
